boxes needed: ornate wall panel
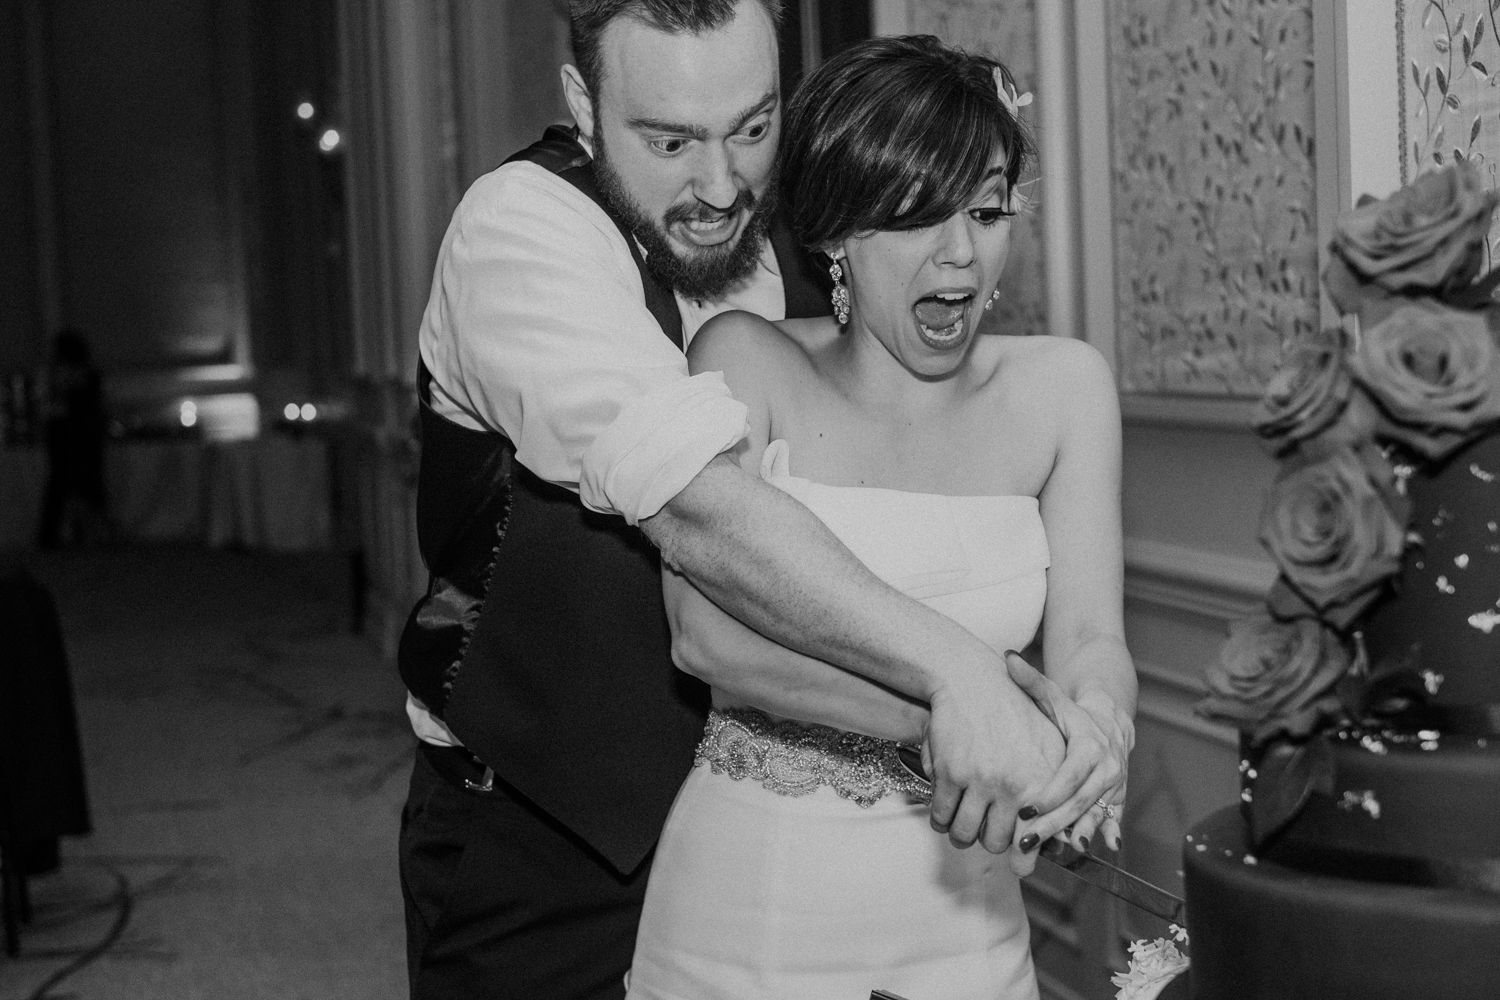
[887,0,1049,337]
[1400,0,1500,264]
[1109,0,1320,396]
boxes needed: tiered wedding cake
[1178,162,1500,999]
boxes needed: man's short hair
[569,0,785,105]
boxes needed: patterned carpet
[1,546,412,1000]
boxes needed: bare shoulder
[686,309,820,382]
[981,335,1115,406]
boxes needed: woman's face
[837,153,1015,378]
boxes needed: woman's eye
[971,206,1016,225]
[649,138,688,156]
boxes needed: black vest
[399,125,830,875]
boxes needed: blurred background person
[37,328,111,550]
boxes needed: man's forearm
[665,568,928,742]
[641,455,1001,703]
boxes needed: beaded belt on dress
[694,707,930,808]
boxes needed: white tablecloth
[0,435,332,552]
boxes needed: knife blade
[893,744,1186,923]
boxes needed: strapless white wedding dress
[625,441,1050,1000]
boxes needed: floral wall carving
[898,0,1047,337]
[1109,0,1320,396]
[1400,0,1500,268]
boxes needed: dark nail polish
[1079,835,1090,851]
[1019,833,1040,852]
[1018,805,1038,821]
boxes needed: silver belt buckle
[464,765,494,793]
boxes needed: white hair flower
[993,67,1033,116]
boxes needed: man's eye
[649,138,688,155]
[739,121,769,141]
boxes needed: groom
[398,2,1066,998]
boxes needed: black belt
[419,741,496,793]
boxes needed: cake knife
[894,745,1186,923]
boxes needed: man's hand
[922,660,1066,858]
[1003,651,1132,871]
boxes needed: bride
[626,35,1136,1000]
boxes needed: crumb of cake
[1112,934,1189,1000]
[1469,608,1500,634]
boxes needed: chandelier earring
[984,289,1001,312]
[829,256,851,325]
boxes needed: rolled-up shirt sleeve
[418,161,748,523]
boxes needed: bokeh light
[300,403,317,422]
[296,101,315,120]
[318,128,341,153]
[283,402,300,421]
[179,399,198,428]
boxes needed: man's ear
[560,64,595,146]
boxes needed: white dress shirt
[409,158,787,747]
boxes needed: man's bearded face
[587,2,781,301]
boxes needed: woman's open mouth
[912,291,974,350]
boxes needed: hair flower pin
[993,67,1033,117]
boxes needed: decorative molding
[1036,0,1083,341]
[1075,0,1117,370]
[1124,536,1274,624]
[1120,393,1259,429]
[1135,658,1239,749]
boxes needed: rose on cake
[1346,301,1500,460]
[1196,159,1500,848]
[1324,159,1498,320]
[1258,444,1409,628]
[1197,615,1349,746]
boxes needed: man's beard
[593,130,777,302]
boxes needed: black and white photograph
[2,1,1498,998]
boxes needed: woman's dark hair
[570,0,784,104]
[779,35,1036,252]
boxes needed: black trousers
[400,744,652,1000]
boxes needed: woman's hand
[1003,651,1133,869]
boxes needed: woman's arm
[665,564,929,743]
[1012,340,1137,857]
[665,312,929,741]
